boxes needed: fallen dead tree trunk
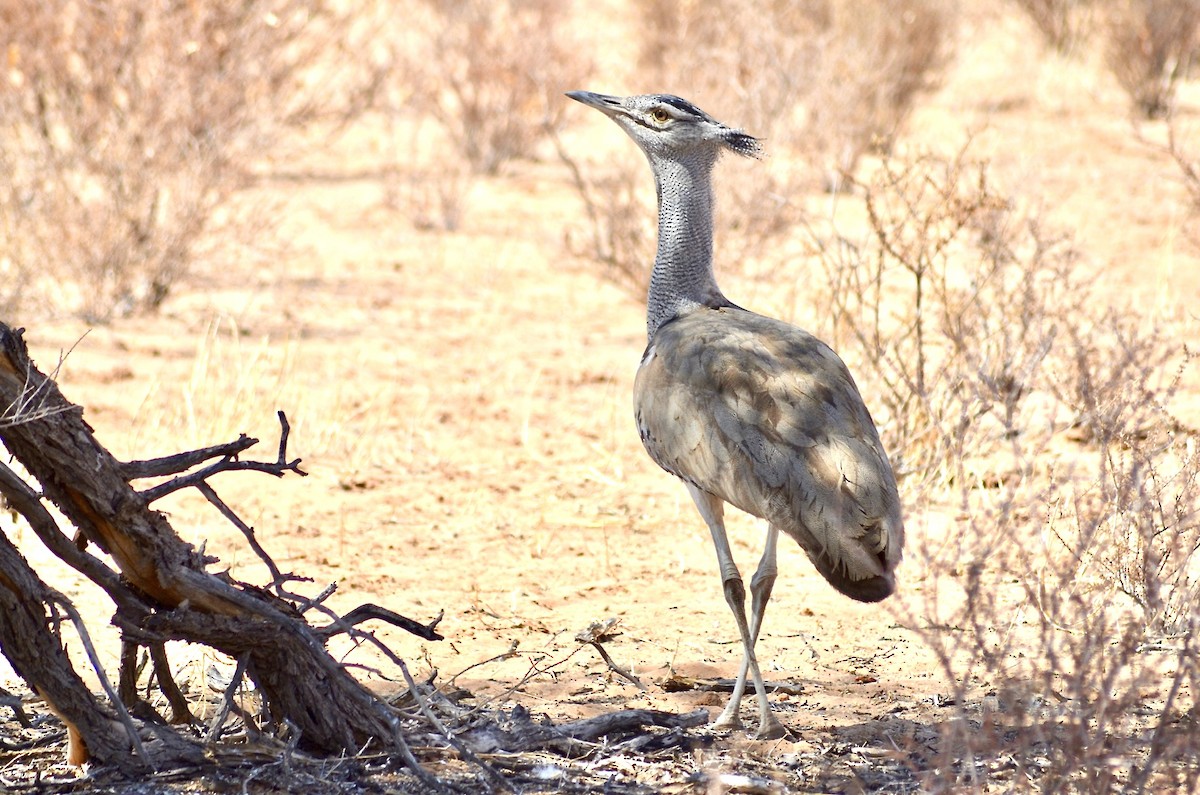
[0,323,441,772]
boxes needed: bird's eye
[651,108,670,124]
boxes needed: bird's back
[634,306,903,602]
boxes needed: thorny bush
[810,144,1198,791]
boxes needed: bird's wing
[634,307,903,586]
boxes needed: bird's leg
[720,525,784,738]
[685,485,778,735]
[749,525,780,643]
[739,525,785,738]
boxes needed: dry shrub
[1103,0,1200,118]
[399,0,591,177]
[1076,438,1200,636]
[635,0,953,187]
[907,430,1200,792]
[384,150,478,233]
[1050,311,1184,444]
[812,147,1080,490]
[562,0,954,296]
[1168,118,1200,221]
[1163,118,1200,256]
[804,0,954,187]
[634,0,822,137]
[378,0,591,230]
[1010,0,1100,54]
[0,0,380,323]
[555,148,653,298]
[811,144,1199,789]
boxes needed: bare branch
[536,707,708,745]
[586,641,645,691]
[293,581,338,614]
[149,643,195,726]
[447,641,520,688]
[398,659,510,794]
[120,435,258,480]
[315,605,444,642]
[0,686,32,729]
[574,618,645,690]
[195,481,288,587]
[205,653,251,744]
[138,411,306,505]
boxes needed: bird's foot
[711,709,743,732]
[754,715,789,741]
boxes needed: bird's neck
[646,154,727,340]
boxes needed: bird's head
[566,91,761,164]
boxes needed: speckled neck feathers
[645,150,731,340]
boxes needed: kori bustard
[566,90,904,738]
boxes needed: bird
[566,90,904,739]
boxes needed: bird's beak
[565,90,626,118]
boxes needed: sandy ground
[4,3,1200,789]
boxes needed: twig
[460,641,591,720]
[383,713,450,794]
[574,618,645,689]
[293,581,338,614]
[120,435,258,480]
[315,605,444,642]
[206,653,251,744]
[398,659,510,794]
[288,598,495,789]
[138,411,306,504]
[195,481,287,586]
[300,598,442,667]
[448,641,520,688]
[0,330,84,430]
[587,641,646,691]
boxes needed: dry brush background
[3,0,1200,791]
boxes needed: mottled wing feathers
[634,307,904,600]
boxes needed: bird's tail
[788,512,902,603]
[809,555,895,603]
